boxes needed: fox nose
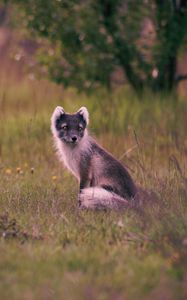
[72,136,77,143]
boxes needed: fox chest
[61,148,81,179]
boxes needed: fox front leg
[79,155,92,192]
[78,178,90,207]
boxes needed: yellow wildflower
[5,169,12,175]
[16,167,21,173]
[30,167,35,174]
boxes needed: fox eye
[78,126,83,132]
[62,125,68,130]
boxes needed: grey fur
[51,106,138,210]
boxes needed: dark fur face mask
[55,113,87,145]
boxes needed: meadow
[0,70,187,300]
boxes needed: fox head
[51,106,89,145]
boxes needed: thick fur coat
[51,106,138,210]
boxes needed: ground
[0,75,187,300]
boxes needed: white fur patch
[77,107,89,125]
[51,106,65,137]
[53,130,92,179]
[81,187,111,200]
[79,187,129,209]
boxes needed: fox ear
[51,106,65,131]
[51,106,65,122]
[54,106,65,117]
[51,106,65,136]
[77,106,89,125]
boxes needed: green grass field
[0,74,187,300]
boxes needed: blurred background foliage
[1,0,187,96]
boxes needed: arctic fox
[51,106,138,210]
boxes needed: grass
[0,72,187,300]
